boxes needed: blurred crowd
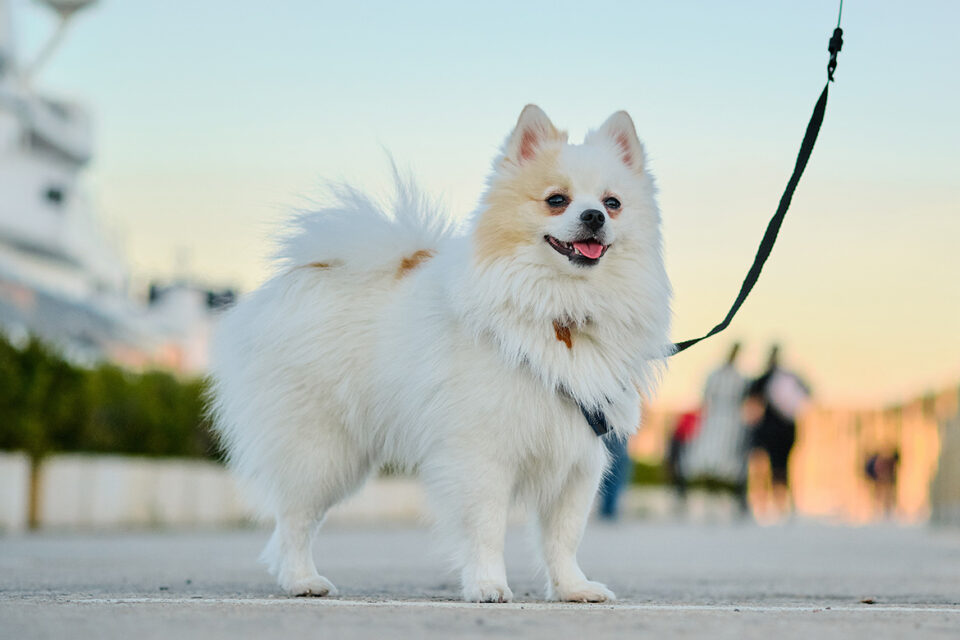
[597,342,919,523]
[667,343,811,521]
[601,343,816,522]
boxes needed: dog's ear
[588,111,645,172]
[503,105,565,165]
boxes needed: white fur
[208,106,672,603]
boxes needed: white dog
[208,105,672,603]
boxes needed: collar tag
[553,320,573,349]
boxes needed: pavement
[1,520,959,639]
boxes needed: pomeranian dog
[208,105,671,603]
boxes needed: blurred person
[864,447,900,518]
[744,345,810,520]
[597,435,634,521]
[665,408,701,510]
[683,343,750,516]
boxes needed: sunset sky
[13,0,959,407]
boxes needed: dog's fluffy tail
[276,167,458,275]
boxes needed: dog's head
[460,105,672,406]
[474,105,659,274]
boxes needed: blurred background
[0,0,957,532]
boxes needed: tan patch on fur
[396,249,435,278]
[474,145,569,264]
[553,320,573,349]
[291,260,342,274]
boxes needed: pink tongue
[573,240,604,259]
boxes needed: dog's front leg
[428,459,514,603]
[456,482,513,604]
[538,456,616,602]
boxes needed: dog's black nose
[580,209,605,232]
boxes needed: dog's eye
[603,197,621,210]
[546,194,569,208]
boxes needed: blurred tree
[0,333,216,460]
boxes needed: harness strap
[580,403,610,437]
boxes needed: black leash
[671,4,844,355]
[580,4,845,436]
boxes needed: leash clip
[827,27,843,81]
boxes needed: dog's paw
[282,575,338,597]
[462,581,514,603]
[553,580,616,603]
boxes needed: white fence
[3,442,958,532]
[0,453,428,533]
[0,452,29,532]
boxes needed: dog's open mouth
[545,235,609,265]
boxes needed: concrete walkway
[2,521,959,638]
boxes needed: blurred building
[0,0,228,374]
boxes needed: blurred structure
[928,389,960,526]
[631,386,959,523]
[0,0,227,374]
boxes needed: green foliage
[629,457,745,491]
[630,459,667,486]
[0,334,216,460]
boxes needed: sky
[10,0,959,407]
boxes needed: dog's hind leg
[262,510,336,597]
[536,450,616,603]
[259,436,374,597]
